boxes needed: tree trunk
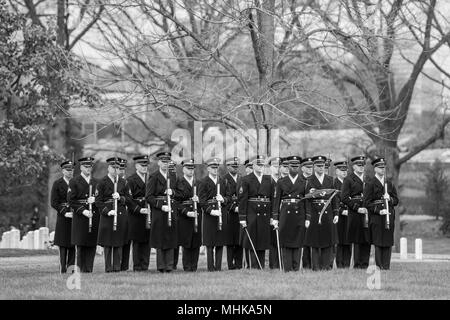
[47,0,68,231]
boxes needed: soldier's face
[208,166,218,177]
[183,166,194,178]
[159,160,169,171]
[136,163,148,174]
[80,165,92,176]
[253,163,263,174]
[374,166,385,176]
[280,165,289,175]
[227,165,238,175]
[245,167,253,175]
[270,165,279,176]
[288,165,299,176]
[336,169,347,179]
[353,164,365,174]
[108,165,118,178]
[314,163,325,175]
[302,165,312,176]
[62,168,73,179]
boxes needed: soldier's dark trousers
[104,246,122,272]
[336,244,352,268]
[156,248,174,272]
[182,247,200,271]
[302,246,311,269]
[244,249,250,269]
[311,247,332,271]
[249,250,265,269]
[226,245,243,269]
[132,241,150,271]
[269,245,280,269]
[282,247,300,272]
[76,246,96,273]
[329,245,336,268]
[375,246,392,270]
[173,246,180,270]
[206,246,223,271]
[121,241,131,271]
[353,243,370,268]
[59,246,75,273]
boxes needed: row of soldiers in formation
[51,152,399,274]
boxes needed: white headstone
[27,231,34,249]
[33,230,40,249]
[49,231,55,243]
[39,227,49,249]
[400,237,408,259]
[415,238,423,260]
[10,230,20,249]
[2,231,11,248]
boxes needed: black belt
[312,199,328,204]
[181,200,194,205]
[73,199,88,204]
[371,200,385,205]
[248,197,270,202]
[281,198,301,203]
[133,197,145,201]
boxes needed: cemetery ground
[0,216,449,300]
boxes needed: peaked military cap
[206,158,221,167]
[156,151,172,161]
[300,157,313,167]
[181,159,195,168]
[60,160,74,169]
[334,160,348,170]
[78,157,94,166]
[312,155,327,164]
[351,155,366,165]
[106,157,121,167]
[372,157,386,168]
[133,155,149,164]
[225,157,240,166]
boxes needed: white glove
[383,194,390,201]
[191,195,199,202]
[140,208,148,214]
[87,196,95,204]
[341,210,348,216]
[165,189,173,196]
[187,211,196,218]
[240,220,247,228]
[211,209,221,217]
[272,219,279,229]
[108,210,117,216]
[64,212,73,218]
[305,220,310,228]
[380,209,388,216]
[309,188,316,194]
[333,216,339,224]
[82,209,92,218]
[161,205,169,212]
[112,192,120,200]
[358,207,368,214]
[234,206,239,213]
[216,194,224,202]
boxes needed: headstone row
[0,228,50,250]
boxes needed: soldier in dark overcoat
[341,155,370,269]
[300,156,314,269]
[333,160,351,268]
[174,159,202,271]
[51,160,75,273]
[199,158,228,271]
[125,155,151,271]
[223,157,243,270]
[145,152,178,272]
[96,157,129,272]
[68,157,99,273]
[272,156,308,272]
[304,155,339,271]
[238,155,274,269]
[363,157,399,270]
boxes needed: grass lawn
[0,251,449,300]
